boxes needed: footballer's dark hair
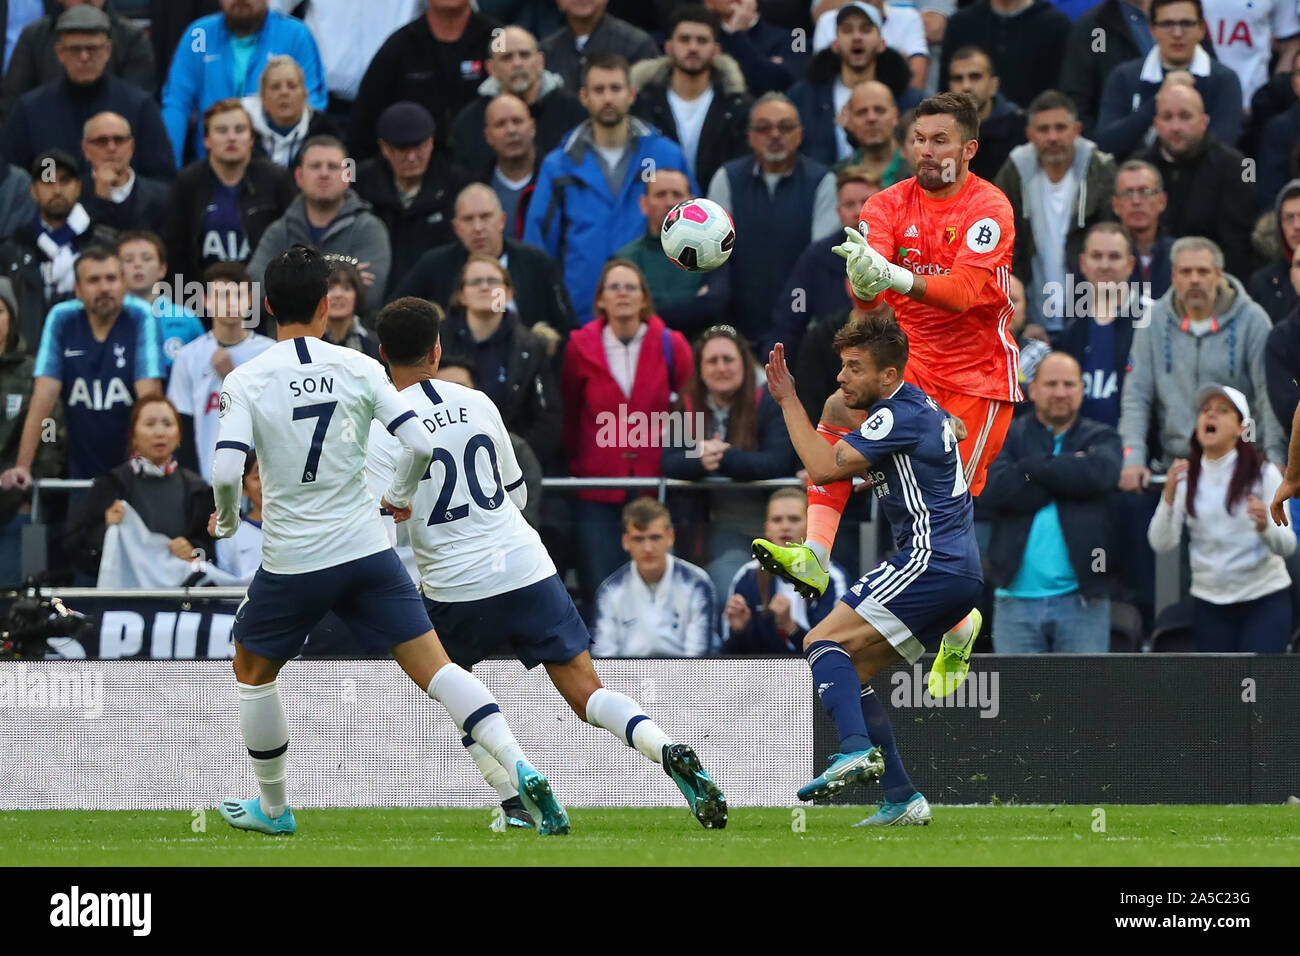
[376,296,444,367]
[833,310,909,375]
[1150,0,1202,24]
[914,91,979,143]
[73,244,120,281]
[1026,89,1078,122]
[669,4,721,39]
[203,260,251,284]
[116,229,166,262]
[263,244,330,325]
[581,51,631,88]
[438,354,479,386]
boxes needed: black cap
[31,148,80,180]
[55,5,111,35]
[377,101,435,147]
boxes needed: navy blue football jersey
[841,382,981,578]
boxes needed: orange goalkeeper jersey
[856,172,1022,403]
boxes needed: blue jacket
[523,118,697,325]
[160,11,326,165]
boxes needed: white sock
[463,734,517,800]
[427,664,528,789]
[237,681,289,819]
[806,542,831,572]
[585,688,673,764]
[942,612,976,648]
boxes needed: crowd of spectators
[2,0,1300,654]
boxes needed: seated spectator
[830,81,906,185]
[1133,80,1256,279]
[393,184,576,350]
[708,92,837,343]
[540,0,660,91]
[248,136,392,316]
[981,351,1121,653]
[161,0,326,166]
[63,394,213,579]
[561,259,692,602]
[1201,0,1300,113]
[0,162,37,243]
[1148,384,1295,652]
[79,111,169,236]
[354,102,468,298]
[995,90,1117,332]
[165,99,296,284]
[764,165,874,361]
[1,6,174,179]
[478,93,541,239]
[0,149,114,354]
[701,0,805,95]
[788,2,918,168]
[947,44,1025,181]
[591,497,717,657]
[1264,243,1300,432]
[240,54,338,169]
[614,167,732,341]
[320,258,379,359]
[1111,158,1174,301]
[939,0,1071,113]
[448,25,586,176]
[722,486,848,654]
[348,0,498,162]
[167,261,273,481]
[1248,180,1300,324]
[1060,0,1153,137]
[811,2,930,92]
[116,230,203,375]
[629,5,752,188]
[1096,0,1243,160]
[214,450,262,583]
[1259,48,1300,211]
[661,324,796,594]
[2,0,154,122]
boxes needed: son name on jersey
[288,376,334,398]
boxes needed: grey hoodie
[1119,272,1285,469]
[475,67,569,103]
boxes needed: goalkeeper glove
[831,226,915,299]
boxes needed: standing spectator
[540,0,660,91]
[348,0,499,162]
[947,45,1025,181]
[160,0,326,166]
[702,0,806,95]
[1,6,174,179]
[1095,0,1244,160]
[788,2,918,167]
[722,486,849,654]
[393,183,577,347]
[994,90,1117,332]
[320,258,380,360]
[1133,80,1256,279]
[0,162,38,243]
[2,1,46,76]
[811,3,931,92]
[830,81,906,185]
[1258,48,1300,212]
[938,0,1071,113]
[248,136,392,316]
[1112,158,1174,301]
[0,246,163,484]
[166,261,273,480]
[982,351,1121,653]
[1201,0,1300,111]
[447,25,587,175]
[79,111,169,236]
[1265,244,1300,434]
[147,0,220,92]
[116,230,203,375]
[629,5,752,188]
[614,166,732,341]
[477,94,541,239]
[354,102,469,298]
[240,54,339,169]
[1,0,154,120]
[1059,0,1155,137]
[591,497,718,657]
[1149,384,1295,652]
[164,99,295,284]
[708,93,837,343]
[561,259,692,602]
[524,53,697,326]
[1248,180,1300,325]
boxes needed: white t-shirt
[216,517,263,583]
[667,86,715,179]
[216,338,420,574]
[1203,0,1300,108]
[271,0,424,100]
[1036,170,1076,314]
[832,77,854,159]
[166,330,275,481]
[364,379,555,602]
[812,2,930,59]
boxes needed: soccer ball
[660,198,735,272]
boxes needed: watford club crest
[945,226,958,244]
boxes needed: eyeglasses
[603,281,640,293]
[1116,187,1160,200]
[750,121,800,135]
[85,135,132,148]
[60,41,109,57]
[463,275,505,287]
[1152,19,1199,33]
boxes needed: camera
[1,586,95,658]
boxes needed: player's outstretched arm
[766,344,868,485]
[383,412,434,519]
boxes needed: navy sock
[805,641,872,754]
[861,684,917,803]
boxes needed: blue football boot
[797,749,885,801]
[218,798,297,835]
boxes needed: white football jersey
[217,337,420,574]
[1203,0,1300,108]
[167,330,276,480]
[365,378,555,602]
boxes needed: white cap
[1194,383,1251,427]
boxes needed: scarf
[129,454,179,478]
[35,203,90,298]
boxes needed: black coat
[80,173,170,238]
[448,82,587,174]
[794,307,852,423]
[660,389,796,480]
[788,49,917,168]
[1058,0,1144,134]
[940,0,1072,115]
[1265,308,1300,440]
[979,412,1122,598]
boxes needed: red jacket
[561,314,693,503]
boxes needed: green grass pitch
[3,805,1297,866]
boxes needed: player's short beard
[915,164,949,191]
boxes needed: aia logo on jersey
[945,226,958,244]
[206,392,221,414]
[1211,19,1253,48]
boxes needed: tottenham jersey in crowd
[167,330,275,480]
[216,337,417,574]
[364,378,554,602]
[591,555,717,658]
[841,382,981,579]
[33,295,164,479]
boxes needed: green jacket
[615,231,705,309]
